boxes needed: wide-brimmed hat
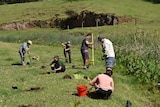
[98,35,105,41]
[27,40,32,45]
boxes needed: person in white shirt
[98,35,115,70]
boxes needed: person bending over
[61,41,72,63]
[90,68,114,99]
[98,35,115,71]
[19,40,32,65]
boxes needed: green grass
[0,41,158,107]
[0,0,160,25]
[0,0,160,106]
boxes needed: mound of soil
[18,104,39,107]
[23,87,42,92]
[0,10,135,30]
[63,74,72,79]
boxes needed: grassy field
[0,0,160,107]
[0,41,158,107]
[0,0,160,25]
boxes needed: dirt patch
[40,65,47,69]
[63,74,72,79]
[0,10,135,30]
[23,87,42,92]
[40,71,54,75]
[18,104,39,107]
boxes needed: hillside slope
[0,41,158,107]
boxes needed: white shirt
[102,38,115,57]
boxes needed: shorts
[81,49,89,60]
[106,57,115,67]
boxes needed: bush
[116,49,160,90]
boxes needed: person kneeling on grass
[50,55,66,73]
[89,68,114,100]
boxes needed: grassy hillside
[0,0,160,25]
[0,41,158,107]
[0,0,160,107]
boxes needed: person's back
[96,73,114,91]
[90,69,114,99]
[81,37,89,51]
[103,38,115,57]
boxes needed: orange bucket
[77,85,87,97]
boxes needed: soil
[40,71,54,75]
[0,10,135,30]
[63,74,72,79]
[23,87,42,92]
[18,104,39,107]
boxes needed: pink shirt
[90,73,114,91]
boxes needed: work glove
[101,55,107,60]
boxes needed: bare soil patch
[0,10,135,30]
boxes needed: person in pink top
[90,68,114,99]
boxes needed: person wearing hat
[98,35,115,70]
[61,41,72,63]
[50,55,66,73]
[81,33,94,70]
[90,68,114,99]
[19,40,32,65]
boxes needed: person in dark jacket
[50,55,66,73]
[19,40,32,65]
[62,41,71,63]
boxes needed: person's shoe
[87,65,89,69]
[65,59,68,63]
[83,67,88,70]
[22,62,25,66]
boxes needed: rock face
[0,10,135,30]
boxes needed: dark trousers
[96,88,112,99]
[19,50,25,65]
[51,66,66,73]
[64,50,71,63]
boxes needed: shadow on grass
[71,91,102,99]
[87,91,102,99]
[11,63,22,66]
[87,91,111,100]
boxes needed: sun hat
[27,40,32,45]
[98,35,105,41]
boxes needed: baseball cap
[98,35,105,41]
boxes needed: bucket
[77,85,87,96]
